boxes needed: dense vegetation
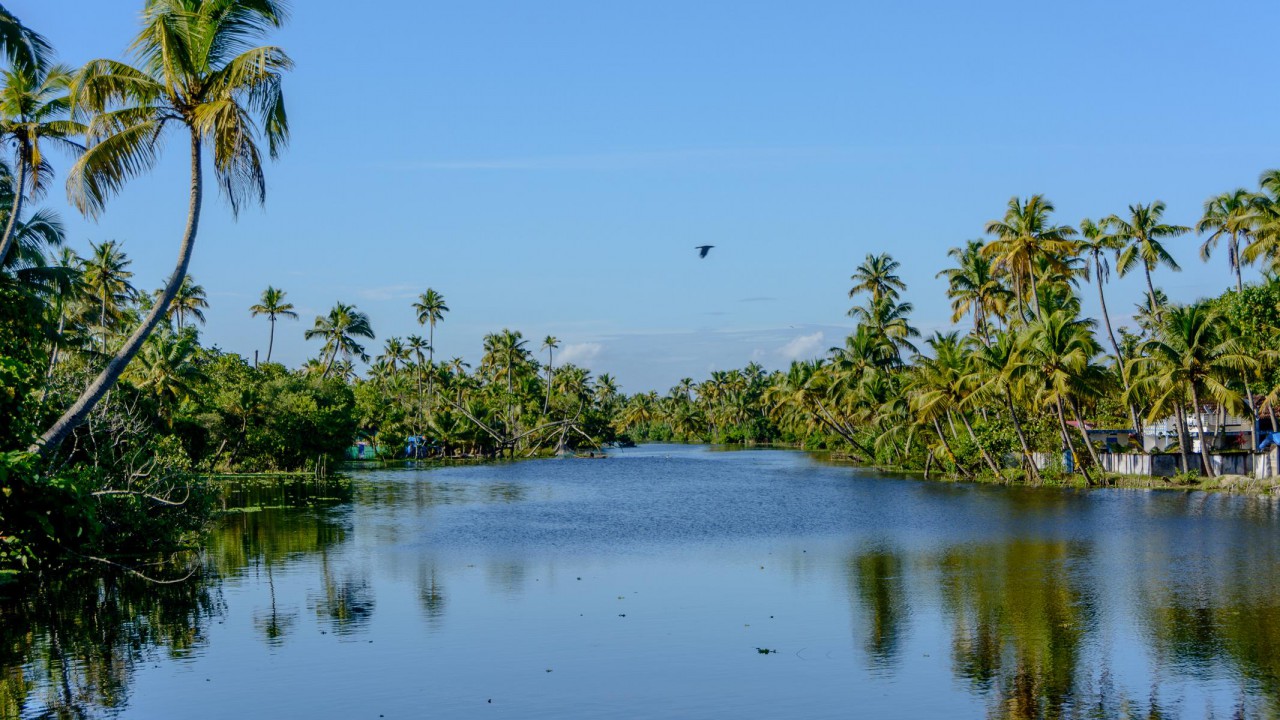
[4,0,1280,576]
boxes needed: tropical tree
[249,285,295,363]
[849,253,906,305]
[157,274,207,329]
[33,0,293,456]
[982,195,1077,321]
[80,239,135,352]
[1079,217,1139,432]
[1020,309,1104,484]
[541,335,559,414]
[127,328,202,425]
[1198,189,1261,294]
[413,288,448,405]
[1108,201,1189,317]
[1130,303,1256,477]
[0,60,84,266]
[937,239,1010,342]
[305,302,374,377]
[0,6,51,74]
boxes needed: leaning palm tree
[413,287,448,405]
[249,285,296,363]
[33,0,292,456]
[0,61,85,267]
[981,195,1078,321]
[305,302,374,378]
[1080,217,1139,432]
[1198,188,1261,294]
[1108,201,1188,318]
[1020,308,1104,484]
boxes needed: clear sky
[16,0,1280,392]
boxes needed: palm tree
[1108,201,1189,317]
[1130,303,1256,477]
[967,330,1040,483]
[937,239,1011,342]
[1020,309,1104,484]
[157,274,207,329]
[541,335,559,414]
[34,0,292,457]
[982,195,1077,321]
[849,253,906,304]
[1242,170,1280,272]
[0,61,84,267]
[413,288,448,405]
[249,286,296,363]
[1080,217,1139,432]
[0,6,51,74]
[482,329,529,444]
[80,239,134,353]
[376,337,409,373]
[305,302,375,377]
[127,328,202,426]
[1198,189,1261,294]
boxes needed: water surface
[7,445,1280,719]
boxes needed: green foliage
[0,283,44,448]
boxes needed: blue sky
[17,0,1280,392]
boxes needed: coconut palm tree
[1198,189,1262,293]
[413,288,448,405]
[376,337,409,373]
[937,239,1011,342]
[157,274,207,329]
[1242,170,1280,272]
[967,329,1040,483]
[1080,217,1139,433]
[0,61,84,267]
[849,253,906,305]
[982,195,1078,321]
[541,335,559,414]
[1108,201,1188,318]
[80,239,134,353]
[34,0,292,457]
[305,302,375,377]
[249,286,296,364]
[127,327,202,426]
[0,6,51,73]
[1130,303,1256,477]
[1020,309,1103,484]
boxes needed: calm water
[6,445,1280,719]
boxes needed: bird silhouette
[695,245,715,259]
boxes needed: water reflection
[0,571,220,719]
[5,451,1280,719]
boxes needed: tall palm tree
[1131,303,1256,477]
[34,0,292,457]
[937,239,1010,342]
[305,302,374,377]
[413,288,448,405]
[1242,170,1280,272]
[80,239,134,353]
[1020,309,1104,484]
[967,330,1040,483]
[249,286,296,363]
[0,61,84,267]
[1080,217,1139,432]
[982,195,1077,321]
[541,335,559,414]
[157,274,207,329]
[1108,201,1188,318]
[376,337,409,373]
[1198,188,1261,294]
[849,253,906,305]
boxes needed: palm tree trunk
[1174,404,1191,474]
[1096,263,1141,434]
[31,130,204,457]
[1232,234,1243,294]
[1055,397,1093,485]
[1190,387,1214,478]
[1027,267,1042,321]
[265,315,276,363]
[1069,398,1103,473]
[427,324,435,410]
[0,153,28,267]
[958,411,1002,476]
[1004,393,1041,484]
[543,349,553,415]
[932,417,970,478]
[1143,264,1160,318]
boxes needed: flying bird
[695,245,715,259]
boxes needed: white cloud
[777,331,824,361]
[558,342,603,367]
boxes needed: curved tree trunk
[0,153,28,267]
[932,417,970,479]
[265,315,276,363]
[959,410,1002,477]
[31,130,203,457]
[1005,393,1041,484]
[1174,404,1191,474]
[1096,262,1141,434]
[1055,397,1092,485]
[1069,398,1103,474]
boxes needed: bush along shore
[8,2,1280,576]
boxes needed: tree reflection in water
[847,546,909,671]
